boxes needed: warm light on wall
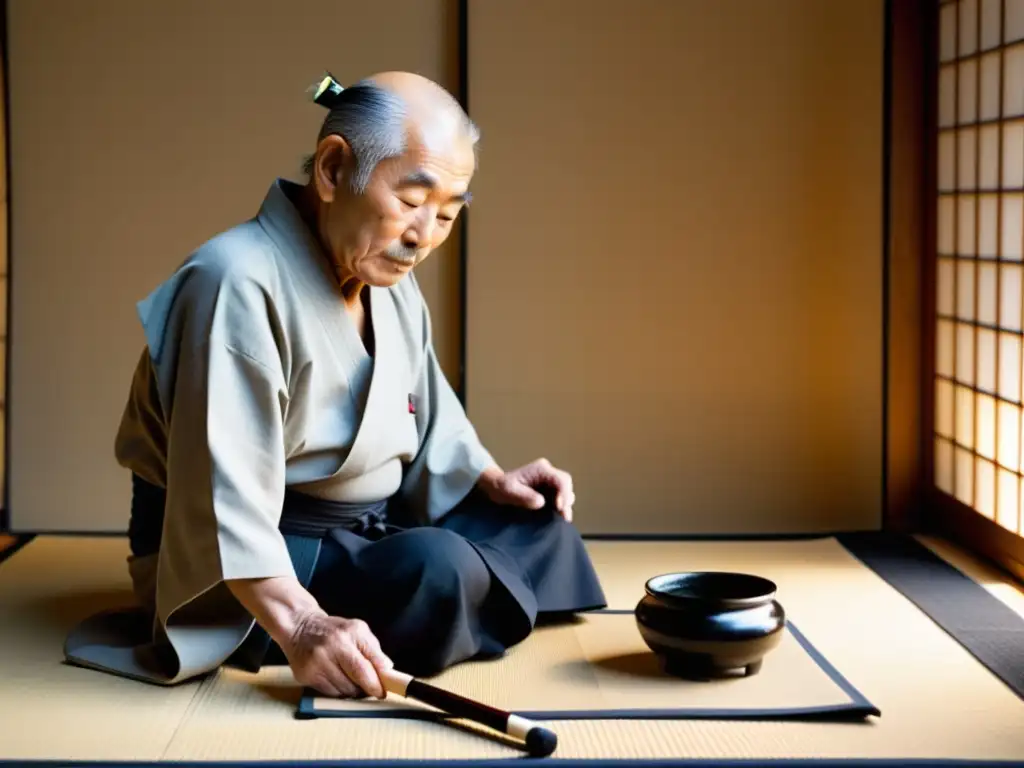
[935,0,1024,536]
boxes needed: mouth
[383,254,416,269]
[382,248,418,268]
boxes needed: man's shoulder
[177,220,279,293]
[136,220,283,344]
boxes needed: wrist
[227,576,325,651]
[476,464,504,495]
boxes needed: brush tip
[525,726,558,757]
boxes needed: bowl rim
[643,570,778,607]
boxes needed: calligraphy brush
[381,669,558,757]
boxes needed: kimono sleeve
[399,279,496,524]
[136,256,294,647]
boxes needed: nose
[402,210,436,249]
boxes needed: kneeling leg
[439,493,608,616]
[308,527,501,677]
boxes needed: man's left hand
[477,459,575,522]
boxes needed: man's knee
[387,528,491,604]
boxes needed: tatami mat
[299,610,876,724]
[304,613,876,721]
[1,535,1023,764]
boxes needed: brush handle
[381,669,557,757]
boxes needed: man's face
[319,124,475,287]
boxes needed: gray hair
[302,81,408,193]
[302,79,481,194]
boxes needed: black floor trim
[1,758,1022,767]
[0,532,33,566]
[581,532,856,542]
[836,532,1024,702]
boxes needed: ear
[312,134,354,202]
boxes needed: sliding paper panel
[943,2,961,60]
[980,52,1002,121]
[466,0,883,533]
[938,379,957,439]
[958,260,977,319]
[962,0,981,56]
[957,323,977,385]
[938,319,957,379]
[941,65,958,128]
[979,196,1000,256]
[980,125,1001,188]
[978,326,998,391]
[1003,44,1024,115]
[957,446,976,506]
[959,128,979,188]
[997,469,1019,529]
[997,401,1022,469]
[1008,0,1024,41]
[977,392,998,459]
[997,332,1020,399]
[1001,264,1024,330]
[959,195,978,256]
[976,457,997,518]
[1002,121,1024,186]
[933,1,1024,539]
[6,0,462,531]
[981,0,1002,49]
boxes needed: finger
[355,627,395,692]
[337,644,387,699]
[367,642,394,675]
[561,489,576,520]
[310,674,340,697]
[544,469,573,512]
[362,637,394,672]
[503,479,546,510]
[311,671,360,700]
[314,642,363,698]
[322,663,361,699]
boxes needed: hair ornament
[310,73,345,109]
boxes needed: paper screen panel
[934,0,1024,536]
[465,0,883,534]
[4,0,462,531]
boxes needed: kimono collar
[256,178,329,267]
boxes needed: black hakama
[129,476,608,679]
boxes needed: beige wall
[465,0,885,534]
[5,0,461,532]
[4,0,886,535]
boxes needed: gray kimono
[67,179,498,684]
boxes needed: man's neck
[293,182,366,309]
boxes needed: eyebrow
[398,171,472,204]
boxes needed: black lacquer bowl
[635,571,786,680]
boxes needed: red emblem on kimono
[408,394,416,414]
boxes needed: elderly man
[65,71,606,698]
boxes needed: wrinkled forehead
[392,118,476,194]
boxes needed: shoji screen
[4,0,461,532]
[0,54,6,510]
[934,0,1024,538]
[465,1,885,534]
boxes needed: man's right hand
[225,575,393,699]
[284,611,394,698]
